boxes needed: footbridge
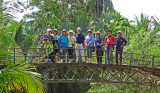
[0,48,160,87]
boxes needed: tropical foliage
[0,64,45,93]
[1,0,160,92]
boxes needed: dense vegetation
[0,0,160,93]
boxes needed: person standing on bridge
[115,31,127,65]
[43,29,54,63]
[51,29,59,62]
[104,30,115,65]
[58,29,68,63]
[68,30,76,63]
[75,27,85,63]
[85,29,94,63]
[94,31,104,64]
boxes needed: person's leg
[87,47,89,63]
[89,47,92,63]
[69,47,74,63]
[100,56,102,64]
[98,47,101,64]
[120,48,123,65]
[96,49,99,64]
[63,48,67,63]
[116,48,119,65]
[45,56,48,62]
[60,49,63,63]
[50,52,54,63]
[107,50,110,64]
[80,44,85,63]
[45,53,52,63]
[109,47,113,64]
[75,44,79,63]
[68,47,71,62]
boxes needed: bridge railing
[0,48,159,69]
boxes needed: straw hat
[87,29,92,33]
[95,31,101,35]
[62,29,67,32]
[69,30,75,35]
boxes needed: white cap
[117,31,122,34]
[77,27,82,31]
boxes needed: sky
[112,0,160,20]
[3,0,160,21]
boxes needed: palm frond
[0,64,45,93]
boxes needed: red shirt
[104,35,115,47]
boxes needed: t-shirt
[115,36,127,48]
[94,37,103,48]
[58,34,68,48]
[43,34,53,43]
[51,34,58,40]
[68,35,76,47]
[85,35,94,47]
[75,33,85,44]
[104,35,115,47]
[51,34,59,48]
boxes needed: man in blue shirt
[115,31,127,65]
[75,27,85,63]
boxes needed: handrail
[0,48,159,69]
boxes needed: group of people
[43,27,127,65]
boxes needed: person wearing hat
[104,30,115,64]
[115,31,127,65]
[58,29,68,63]
[94,31,104,64]
[85,29,94,63]
[51,29,59,62]
[43,28,54,63]
[68,30,76,63]
[75,27,85,63]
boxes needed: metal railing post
[13,47,15,64]
[152,55,155,69]
[130,53,133,67]
[47,48,49,63]
[105,49,107,65]
[79,49,80,63]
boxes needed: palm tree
[135,13,150,31]
[0,64,45,93]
